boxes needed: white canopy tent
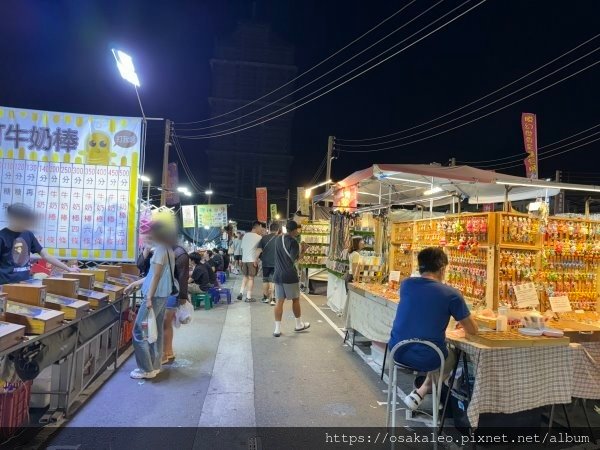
[313,164,564,210]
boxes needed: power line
[176,0,436,132]
[175,1,418,126]
[473,129,600,168]
[174,0,487,140]
[335,44,599,148]
[458,122,600,164]
[335,34,599,143]
[334,59,600,153]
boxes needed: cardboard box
[94,282,124,301]
[77,289,110,308]
[98,265,122,278]
[45,294,90,320]
[0,320,25,352]
[4,301,64,334]
[121,264,140,276]
[2,284,47,307]
[81,269,108,282]
[63,272,96,290]
[42,278,80,298]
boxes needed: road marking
[301,292,345,338]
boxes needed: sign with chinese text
[270,203,277,219]
[521,113,538,179]
[181,205,195,228]
[196,204,227,228]
[297,187,310,216]
[0,106,141,261]
[256,187,267,222]
[513,282,540,308]
[333,185,357,212]
[165,162,180,206]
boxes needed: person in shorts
[232,232,243,273]
[238,221,265,302]
[272,220,309,337]
[259,222,280,305]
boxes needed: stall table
[346,283,397,343]
[571,342,600,400]
[446,335,573,428]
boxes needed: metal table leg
[380,343,388,380]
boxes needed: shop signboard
[165,162,180,206]
[196,204,227,228]
[181,205,195,228]
[521,113,538,179]
[297,187,310,216]
[270,203,277,219]
[256,187,268,222]
[0,105,141,261]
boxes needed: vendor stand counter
[346,283,398,343]
[0,294,133,419]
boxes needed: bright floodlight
[204,225,210,230]
[177,187,189,193]
[112,49,140,87]
[184,191,192,197]
[205,189,214,196]
[139,175,151,182]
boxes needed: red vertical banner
[256,187,268,222]
[521,113,538,179]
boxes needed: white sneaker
[130,368,156,379]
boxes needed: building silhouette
[207,21,296,224]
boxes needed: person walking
[126,222,177,379]
[238,221,265,302]
[163,239,189,365]
[232,232,243,274]
[272,220,310,337]
[259,222,280,305]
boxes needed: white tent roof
[313,164,563,207]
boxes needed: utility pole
[286,188,290,219]
[554,170,565,214]
[160,119,172,206]
[449,157,456,166]
[208,182,212,205]
[326,135,335,184]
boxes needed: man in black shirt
[272,220,309,337]
[259,222,280,305]
[0,203,79,284]
[188,252,213,293]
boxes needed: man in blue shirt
[389,247,478,411]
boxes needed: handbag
[166,248,179,296]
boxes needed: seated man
[188,252,213,293]
[389,247,478,411]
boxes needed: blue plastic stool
[209,287,232,305]
[216,271,227,285]
[208,287,221,304]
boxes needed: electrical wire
[335,45,599,148]
[487,135,600,171]
[334,59,600,153]
[175,0,487,140]
[458,122,600,164]
[175,2,418,126]
[176,0,436,132]
[473,130,600,168]
[335,34,599,143]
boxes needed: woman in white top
[347,236,364,278]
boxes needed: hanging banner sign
[270,203,277,219]
[521,113,538,179]
[297,187,310,216]
[256,187,268,222]
[196,204,227,228]
[181,204,195,228]
[333,185,357,212]
[0,105,141,262]
[165,162,180,206]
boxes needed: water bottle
[141,318,149,341]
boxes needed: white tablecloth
[345,285,397,343]
[326,273,347,315]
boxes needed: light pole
[140,175,151,204]
[205,184,214,205]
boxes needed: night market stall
[314,163,599,432]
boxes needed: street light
[139,175,151,204]
[177,187,189,193]
[184,191,192,197]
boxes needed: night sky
[1,0,599,205]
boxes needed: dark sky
[1,0,599,201]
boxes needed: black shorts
[262,266,275,282]
[234,255,242,261]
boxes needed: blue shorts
[166,295,178,309]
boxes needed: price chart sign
[196,204,228,228]
[0,106,141,262]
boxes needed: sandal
[403,390,424,411]
[161,354,176,365]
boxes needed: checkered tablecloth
[571,341,600,400]
[449,339,573,428]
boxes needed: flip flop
[294,323,311,332]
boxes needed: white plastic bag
[174,301,194,328]
[147,308,158,344]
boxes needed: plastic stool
[387,339,445,450]
[216,271,227,285]
[191,292,212,310]
[216,287,232,304]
